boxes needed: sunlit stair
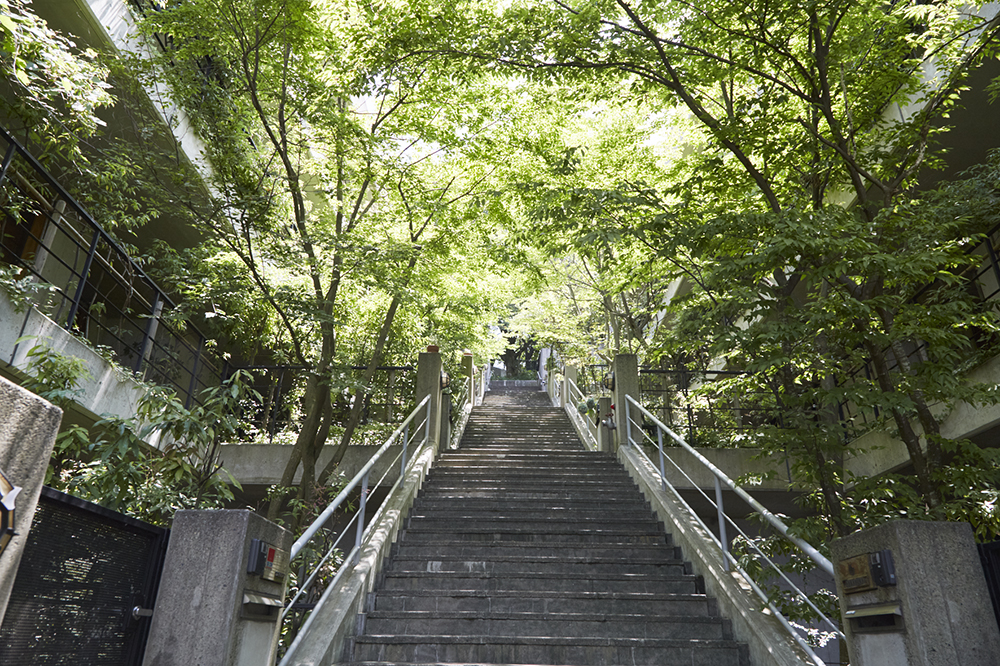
[341,384,751,666]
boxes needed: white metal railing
[564,374,599,451]
[624,394,843,666]
[278,395,432,664]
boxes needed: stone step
[362,611,731,641]
[378,571,700,595]
[371,589,715,616]
[404,517,665,535]
[409,497,651,512]
[406,508,657,522]
[350,635,749,665]
[391,541,679,561]
[384,556,687,576]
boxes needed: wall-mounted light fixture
[440,372,450,390]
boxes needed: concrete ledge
[218,444,404,487]
[619,444,817,666]
[0,290,144,431]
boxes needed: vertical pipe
[185,336,204,409]
[353,472,369,565]
[625,399,633,447]
[714,476,730,572]
[134,292,164,374]
[423,399,431,444]
[66,231,100,331]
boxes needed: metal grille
[0,488,168,665]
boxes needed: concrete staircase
[346,385,750,666]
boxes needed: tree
[379,0,1000,534]
[133,0,530,518]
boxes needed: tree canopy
[4,0,1000,539]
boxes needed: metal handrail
[289,395,431,559]
[623,395,842,664]
[278,395,432,663]
[564,374,599,451]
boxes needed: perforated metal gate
[0,487,168,665]
[982,539,1000,634]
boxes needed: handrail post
[657,428,666,491]
[625,399,633,447]
[462,350,474,408]
[353,471,369,565]
[714,476,730,572]
[401,423,410,476]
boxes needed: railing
[278,395,432,663]
[0,125,223,407]
[623,394,843,666]
[234,365,415,443]
[564,373,599,451]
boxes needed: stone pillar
[0,376,61,626]
[597,396,614,453]
[142,509,291,666]
[830,520,1000,666]
[415,349,442,448]
[562,365,578,409]
[612,354,639,450]
[462,351,474,408]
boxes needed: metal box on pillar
[831,519,1000,666]
[141,509,291,666]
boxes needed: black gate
[0,487,168,665]
[982,539,1000,633]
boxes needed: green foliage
[0,0,112,157]
[47,371,257,527]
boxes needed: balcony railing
[0,125,224,407]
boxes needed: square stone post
[142,510,291,666]
[562,365,578,409]
[0,376,61,626]
[612,354,639,451]
[597,396,614,453]
[415,348,443,447]
[830,520,1000,666]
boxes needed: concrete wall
[0,376,62,626]
[847,350,1000,478]
[831,520,1000,666]
[0,289,145,428]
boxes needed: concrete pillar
[612,354,639,451]
[562,365,577,408]
[597,396,614,453]
[830,520,1000,666]
[0,376,61,626]
[462,351,474,408]
[440,393,452,450]
[142,509,291,666]
[415,350,442,448]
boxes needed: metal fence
[234,365,416,443]
[0,126,224,407]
